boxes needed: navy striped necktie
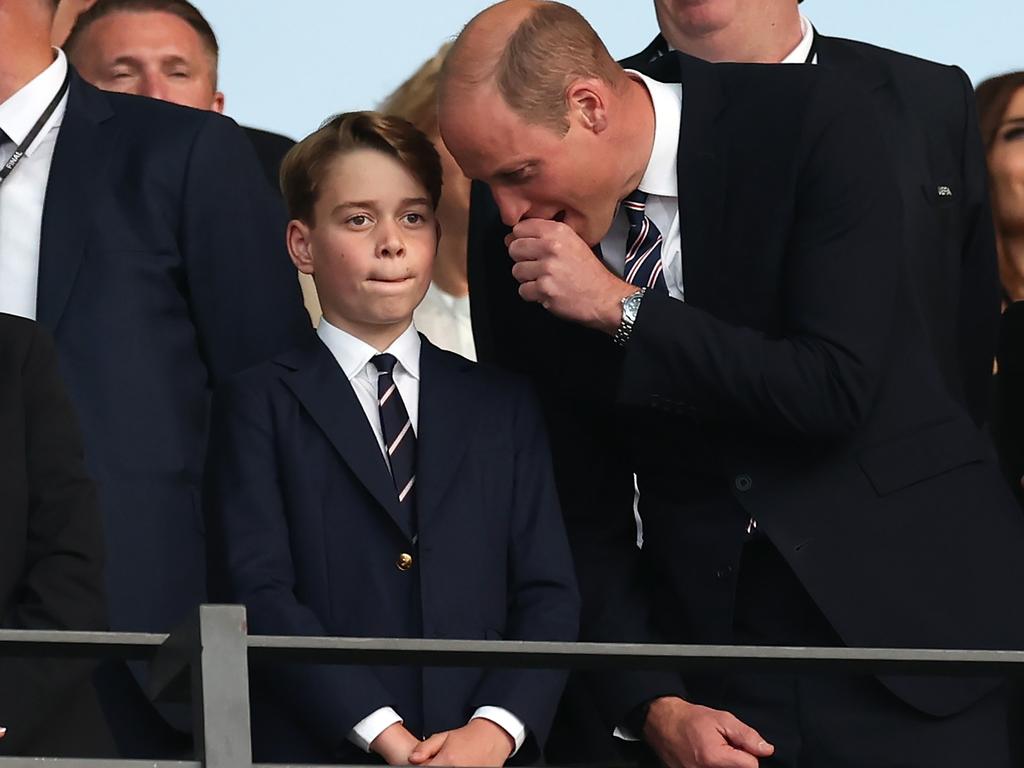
[371,354,417,523]
[622,189,668,292]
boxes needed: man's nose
[140,73,169,102]
[492,187,532,228]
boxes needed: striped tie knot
[622,189,649,228]
[621,188,667,292]
[372,353,398,376]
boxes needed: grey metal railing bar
[0,630,164,660]
[245,634,1024,677]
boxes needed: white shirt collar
[624,70,680,199]
[0,48,68,155]
[317,317,422,382]
[781,14,815,64]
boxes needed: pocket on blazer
[858,417,990,495]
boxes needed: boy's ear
[287,220,315,275]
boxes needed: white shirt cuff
[349,706,403,753]
[471,706,527,756]
[613,724,641,741]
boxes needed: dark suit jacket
[242,125,294,194]
[615,32,1001,428]
[996,301,1024,506]
[204,335,580,764]
[0,315,110,757]
[36,71,312,635]
[466,52,1024,730]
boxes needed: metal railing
[2,604,1023,768]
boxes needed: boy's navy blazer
[204,333,581,764]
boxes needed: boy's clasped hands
[372,719,515,767]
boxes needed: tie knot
[372,353,398,376]
[622,189,648,226]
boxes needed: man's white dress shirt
[0,49,68,319]
[316,318,526,754]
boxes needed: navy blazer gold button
[397,553,414,571]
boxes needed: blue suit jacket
[35,71,312,636]
[204,335,580,764]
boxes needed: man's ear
[210,90,225,114]
[287,220,315,274]
[567,78,609,134]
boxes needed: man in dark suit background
[61,0,296,192]
[442,2,1024,766]
[0,315,109,757]
[0,0,311,756]
[63,0,321,323]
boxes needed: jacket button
[396,553,414,571]
[734,474,753,492]
[715,565,734,580]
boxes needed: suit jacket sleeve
[953,65,1001,427]
[619,84,903,440]
[180,114,311,386]
[468,382,580,757]
[203,377,396,755]
[0,324,106,754]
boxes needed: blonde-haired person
[380,43,476,360]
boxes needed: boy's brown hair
[280,111,443,225]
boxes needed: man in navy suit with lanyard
[0,0,310,757]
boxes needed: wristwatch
[613,288,646,348]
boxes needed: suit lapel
[280,336,414,541]
[37,72,113,334]
[415,339,473,531]
[670,53,728,309]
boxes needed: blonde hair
[379,42,452,137]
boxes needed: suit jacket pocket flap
[859,418,989,495]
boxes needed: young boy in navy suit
[203,112,580,766]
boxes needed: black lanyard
[0,68,71,187]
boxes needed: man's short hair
[280,111,443,226]
[443,1,622,135]
[65,0,219,71]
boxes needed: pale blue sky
[194,0,1023,140]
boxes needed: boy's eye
[1004,127,1024,142]
[402,213,424,225]
[347,214,371,227]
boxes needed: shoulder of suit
[90,84,243,145]
[242,125,296,151]
[819,35,964,87]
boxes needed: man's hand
[507,218,635,334]
[408,718,514,767]
[370,721,421,766]
[642,696,774,768]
